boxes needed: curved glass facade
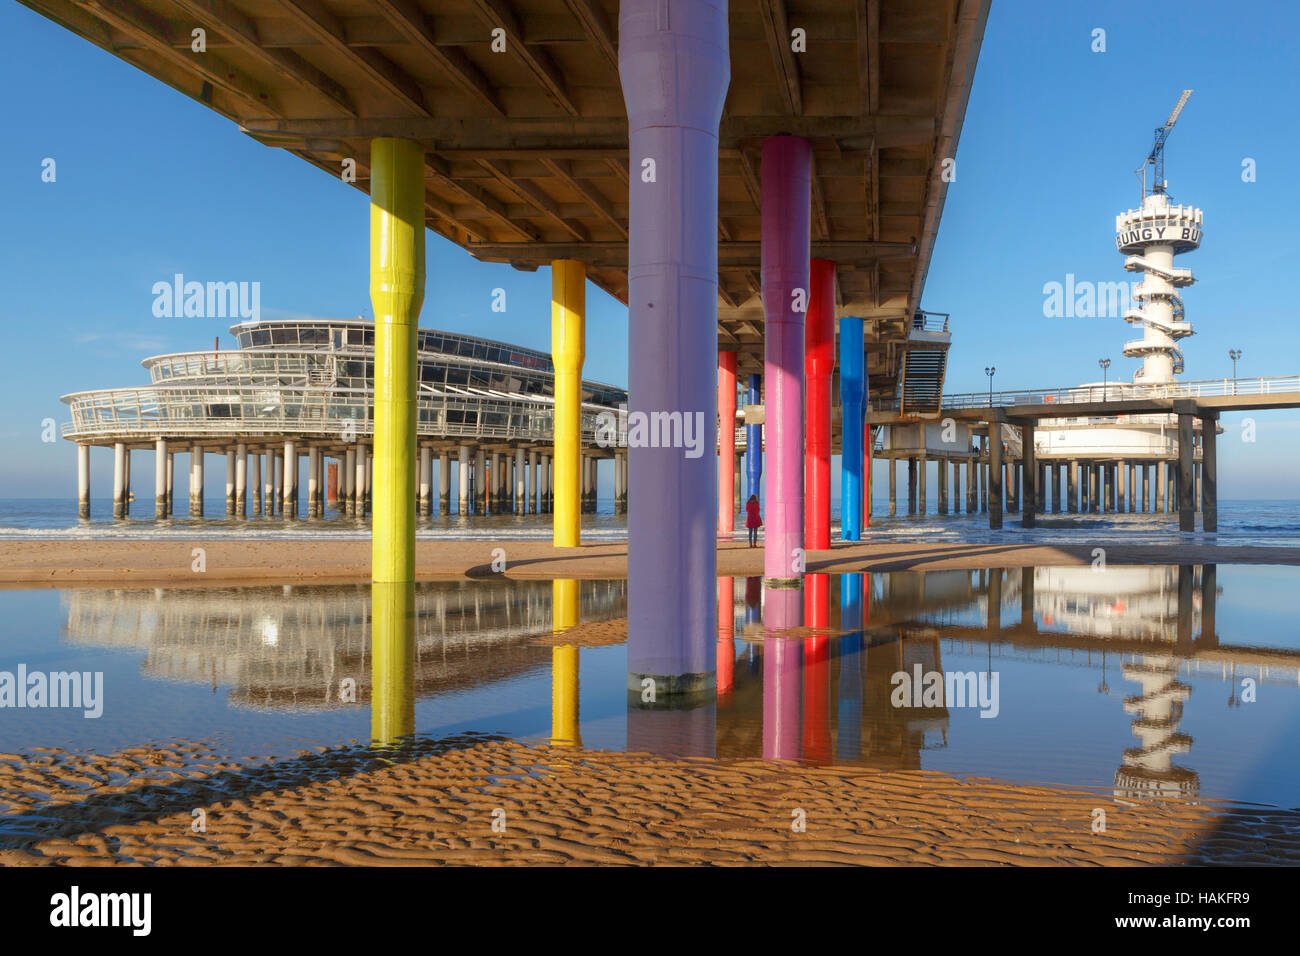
[62,319,626,445]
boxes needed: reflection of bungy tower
[1116,653,1198,801]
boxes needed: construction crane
[1136,89,1193,200]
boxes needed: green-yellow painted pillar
[551,578,581,747]
[368,138,423,747]
[551,260,585,547]
[369,137,425,584]
[370,581,415,746]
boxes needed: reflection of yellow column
[371,581,415,745]
[370,137,425,584]
[551,578,581,747]
[551,260,585,547]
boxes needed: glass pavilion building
[62,318,628,520]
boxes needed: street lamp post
[1098,358,1111,401]
[985,366,995,407]
[1229,349,1242,394]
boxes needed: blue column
[839,316,864,540]
[745,373,763,501]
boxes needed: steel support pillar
[1178,413,1195,532]
[77,444,91,519]
[551,259,585,544]
[745,373,763,501]
[250,451,261,516]
[224,448,236,515]
[155,439,168,519]
[190,444,203,518]
[804,258,835,550]
[838,316,864,540]
[419,445,432,517]
[1203,413,1218,531]
[234,442,247,516]
[1021,423,1036,528]
[621,0,727,689]
[718,349,737,536]
[760,134,810,584]
[988,423,1003,530]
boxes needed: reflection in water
[836,573,864,761]
[49,564,1300,807]
[551,579,580,748]
[60,580,626,715]
[371,581,415,746]
[762,587,802,762]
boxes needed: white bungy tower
[1115,191,1203,384]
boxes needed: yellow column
[551,260,585,547]
[368,137,424,746]
[370,137,425,583]
[550,578,581,747]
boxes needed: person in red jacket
[744,494,762,547]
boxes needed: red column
[804,259,835,551]
[718,350,737,536]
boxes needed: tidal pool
[0,565,1297,811]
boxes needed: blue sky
[1,0,1296,499]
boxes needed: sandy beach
[2,538,1298,588]
[1,736,1295,866]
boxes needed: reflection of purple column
[620,0,730,692]
[761,136,811,584]
[762,586,804,761]
[627,698,717,759]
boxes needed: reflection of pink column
[804,259,835,550]
[718,350,737,537]
[717,577,735,696]
[761,136,811,584]
[621,0,729,690]
[762,586,804,761]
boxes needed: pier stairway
[897,311,952,417]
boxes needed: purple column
[761,136,811,585]
[620,0,730,693]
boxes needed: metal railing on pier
[870,374,1300,413]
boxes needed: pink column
[804,259,835,551]
[761,135,812,584]
[718,350,737,537]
